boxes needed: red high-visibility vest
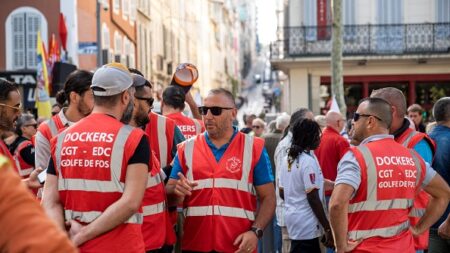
[0,140,17,172]
[13,140,34,179]
[177,132,264,252]
[141,148,176,251]
[395,128,436,250]
[52,113,145,253]
[349,138,426,253]
[166,112,204,139]
[37,113,66,143]
[145,112,176,168]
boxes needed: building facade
[271,0,450,118]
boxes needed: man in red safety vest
[371,87,436,251]
[167,88,276,253]
[330,97,450,253]
[42,63,150,252]
[130,73,176,252]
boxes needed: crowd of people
[0,62,449,253]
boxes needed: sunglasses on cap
[198,106,234,116]
[135,96,154,108]
[353,112,383,122]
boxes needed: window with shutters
[122,0,130,20]
[6,7,47,70]
[437,0,450,22]
[114,31,122,62]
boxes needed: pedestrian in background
[428,97,450,253]
[11,113,37,179]
[252,118,266,137]
[279,118,334,253]
[408,104,426,133]
[275,108,314,253]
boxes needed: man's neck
[91,106,121,120]
[389,117,404,134]
[162,106,180,116]
[438,121,450,128]
[209,129,234,147]
[65,106,83,122]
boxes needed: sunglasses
[0,103,21,112]
[353,112,383,122]
[24,124,38,129]
[198,106,234,116]
[252,125,263,129]
[135,96,154,108]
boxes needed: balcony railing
[270,23,450,59]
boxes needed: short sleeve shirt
[279,151,325,240]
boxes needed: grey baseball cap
[91,63,133,96]
[131,73,147,88]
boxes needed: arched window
[5,7,48,70]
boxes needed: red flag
[59,13,67,51]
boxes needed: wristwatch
[250,227,263,239]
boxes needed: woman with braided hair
[279,118,334,253]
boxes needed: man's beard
[134,111,150,128]
[120,101,134,124]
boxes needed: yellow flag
[36,31,52,119]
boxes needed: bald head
[370,87,406,119]
[325,111,344,132]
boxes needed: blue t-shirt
[413,139,433,164]
[429,125,450,228]
[170,127,274,186]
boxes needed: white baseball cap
[91,62,133,96]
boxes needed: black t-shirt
[47,135,150,175]
[9,137,35,166]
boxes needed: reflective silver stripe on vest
[194,120,201,135]
[409,207,426,218]
[65,209,143,224]
[349,146,415,212]
[241,134,254,183]
[357,145,378,201]
[402,131,416,148]
[184,138,195,181]
[147,173,163,188]
[184,205,255,221]
[157,115,168,168]
[56,125,133,193]
[348,199,413,213]
[194,178,256,195]
[55,125,141,223]
[408,150,422,187]
[47,117,59,137]
[143,201,166,216]
[348,220,410,240]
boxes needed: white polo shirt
[279,151,325,240]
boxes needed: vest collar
[392,118,411,139]
[360,134,394,145]
[204,126,238,150]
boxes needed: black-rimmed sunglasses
[353,112,383,122]
[135,96,154,108]
[198,106,234,116]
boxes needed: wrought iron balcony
[270,23,450,59]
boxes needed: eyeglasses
[135,96,154,108]
[24,124,37,129]
[252,125,263,129]
[353,112,383,122]
[198,106,234,116]
[0,103,21,112]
